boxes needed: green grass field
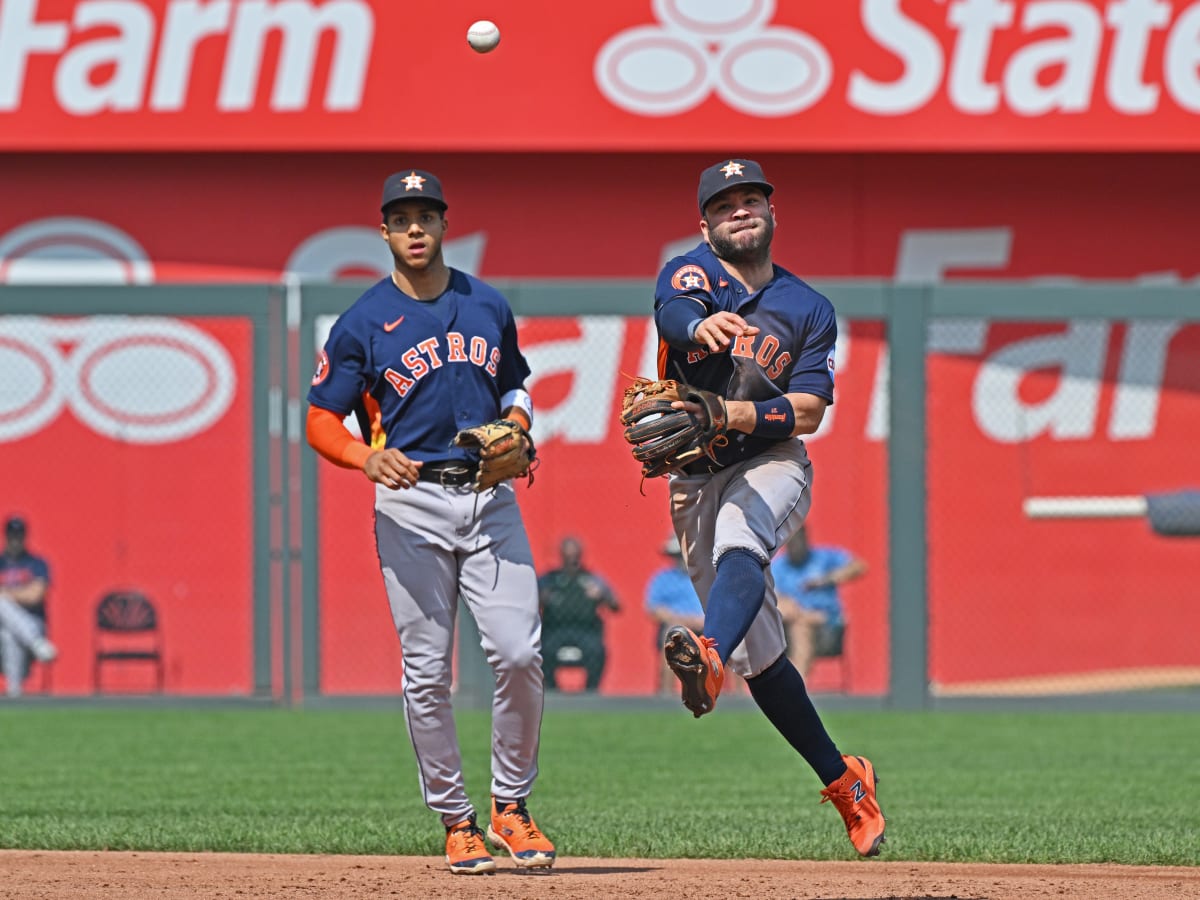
[0,707,1196,865]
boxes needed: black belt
[417,460,478,487]
[681,458,725,476]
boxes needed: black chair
[813,621,851,692]
[93,590,164,693]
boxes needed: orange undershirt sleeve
[306,405,373,471]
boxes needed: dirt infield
[1,851,1196,899]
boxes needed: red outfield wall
[1,152,1198,283]
[3,309,1195,696]
[0,317,256,694]
[4,1,1199,695]
[2,150,1197,695]
[314,316,1200,696]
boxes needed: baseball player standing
[306,169,554,874]
[651,159,886,857]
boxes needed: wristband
[751,398,794,439]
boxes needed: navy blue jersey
[308,271,531,462]
[654,242,837,468]
[0,551,49,620]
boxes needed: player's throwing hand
[693,311,759,353]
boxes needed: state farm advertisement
[3,0,1200,150]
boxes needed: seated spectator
[0,516,57,697]
[538,536,618,691]
[770,525,866,679]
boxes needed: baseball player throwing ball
[623,159,886,857]
[306,169,554,874]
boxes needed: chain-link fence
[0,287,276,699]
[928,299,1200,702]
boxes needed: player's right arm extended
[658,297,759,352]
[655,296,708,348]
[306,405,373,470]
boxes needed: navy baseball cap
[381,170,448,213]
[4,516,26,537]
[697,158,774,213]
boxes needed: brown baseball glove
[452,418,537,492]
[619,376,729,480]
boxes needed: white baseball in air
[467,20,500,53]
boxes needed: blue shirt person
[769,525,867,678]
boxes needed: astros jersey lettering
[309,271,530,457]
[654,241,837,469]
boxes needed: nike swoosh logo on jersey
[383,316,404,332]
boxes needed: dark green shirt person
[537,537,618,691]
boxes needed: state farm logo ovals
[0,318,234,443]
[595,27,712,117]
[0,330,65,439]
[596,0,831,117]
[0,218,154,284]
[715,29,831,116]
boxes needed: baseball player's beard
[708,218,774,267]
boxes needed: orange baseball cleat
[664,625,725,718]
[487,797,556,868]
[444,815,497,875]
[820,754,887,857]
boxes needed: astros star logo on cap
[402,172,426,191]
[720,161,745,179]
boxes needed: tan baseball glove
[452,418,537,492]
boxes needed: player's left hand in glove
[452,418,538,492]
[619,376,729,481]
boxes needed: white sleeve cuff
[500,388,533,425]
